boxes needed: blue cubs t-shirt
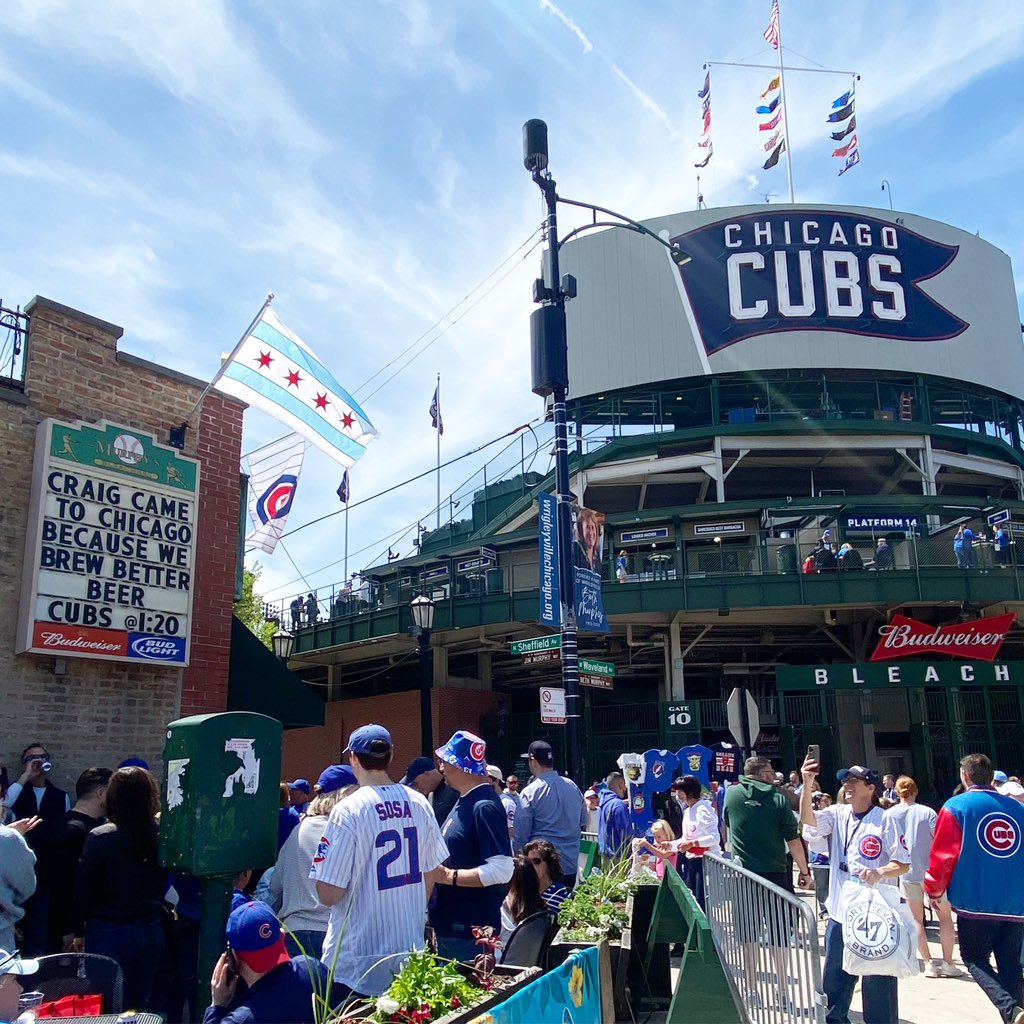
[430,784,512,936]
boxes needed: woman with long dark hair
[75,766,166,1011]
[499,856,546,947]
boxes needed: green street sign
[510,634,562,656]
[579,657,615,677]
[662,701,701,732]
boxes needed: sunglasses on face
[22,753,49,764]
[527,857,544,865]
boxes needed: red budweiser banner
[870,613,1016,662]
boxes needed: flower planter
[548,931,629,1020]
[625,885,671,1007]
[433,965,541,1024]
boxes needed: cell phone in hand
[806,744,820,765]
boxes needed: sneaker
[939,962,967,979]
[924,961,941,978]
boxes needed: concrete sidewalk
[653,889,1005,1024]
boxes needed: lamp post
[272,629,294,662]
[522,118,691,786]
[411,594,436,757]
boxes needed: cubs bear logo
[470,739,486,763]
[313,836,330,864]
[977,813,1020,858]
[859,835,883,860]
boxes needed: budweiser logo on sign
[870,613,1015,662]
[32,622,128,657]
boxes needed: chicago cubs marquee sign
[560,204,1024,401]
[671,211,967,355]
[17,418,200,665]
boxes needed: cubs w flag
[245,433,305,554]
[214,306,378,468]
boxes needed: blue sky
[3,1,1023,609]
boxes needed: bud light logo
[128,634,187,663]
[255,474,298,525]
[977,813,1020,858]
[671,211,968,356]
[859,835,883,860]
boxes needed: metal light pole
[522,119,691,786]
[411,594,436,757]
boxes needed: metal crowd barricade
[704,853,826,1024]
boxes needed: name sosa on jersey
[722,218,906,323]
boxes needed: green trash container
[161,712,283,1006]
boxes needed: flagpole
[435,372,441,531]
[181,293,274,427]
[774,1,796,203]
[344,493,349,582]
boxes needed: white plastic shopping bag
[840,880,918,978]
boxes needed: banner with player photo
[572,505,610,633]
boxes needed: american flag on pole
[764,0,780,49]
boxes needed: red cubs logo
[313,836,330,864]
[470,739,486,763]
[859,835,883,860]
[258,922,273,939]
[978,813,1021,858]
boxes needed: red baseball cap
[227,902,291,974]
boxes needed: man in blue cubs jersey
[926,753,1024,1024]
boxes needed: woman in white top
[269,783,356,958]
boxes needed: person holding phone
[800,757,910,1024]
[206,902,330,1023]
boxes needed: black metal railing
[0,302,29,391]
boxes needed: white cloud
[4,0,323,150]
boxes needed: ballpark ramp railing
[704,853,827,1023]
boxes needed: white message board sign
[17,418,200,665]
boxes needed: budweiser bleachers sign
[870,613,1016,662]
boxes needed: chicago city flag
[245,433,305,554]
[215,307,378,468]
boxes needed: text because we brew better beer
[40,469,192,632]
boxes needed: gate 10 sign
[17,418,200,666]
[663,702,701,733]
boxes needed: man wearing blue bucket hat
[429,731,514,962]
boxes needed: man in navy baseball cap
[836,765,881,789]
[343,724,393,757]
[207,902,330,1023]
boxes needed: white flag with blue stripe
[245,432,305,554]
[215,307,377,467]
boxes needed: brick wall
[282,686,499,783]
[0,297,244,789]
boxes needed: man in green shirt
[724,756,811,886]
[724,756,812,1008]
